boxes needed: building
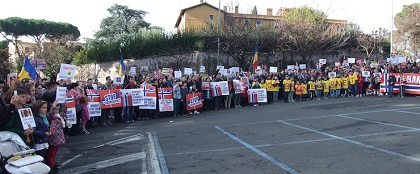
[175,1,347,33]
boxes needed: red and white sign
[158,88,173,112]
[186,92,203,110]
[31,59,47,70]
[380,73,420,95]
[100,89,123,109]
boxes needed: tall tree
[0,40,10,78]
[252,6,258,15]
[279,6,350,65]
[394,3,420,53]
[95,4,151,40]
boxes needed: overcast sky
[0,0,418,42]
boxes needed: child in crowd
[301,80,308,101]
[79,96,90,134]
[47,100,66,170]
[322,76,330,99]
[295,81,302,102]
[289,77,295,102]
[251,80,261,107]
[308,77,316,100]
[315,76,323,100]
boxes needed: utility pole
[217,0,221,66]
[390,0,393,57]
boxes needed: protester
[32,100,52,160]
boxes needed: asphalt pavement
[57,95,420,174]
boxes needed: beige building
[175,2,347,33]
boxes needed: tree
[0,17,80,69]
[95,4,151,40]
[252,6,258,15]
[0,40,11,78]
[39,36,80,82]
[394,3,420,53]
[278,6,350,66]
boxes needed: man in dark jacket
[388,74,396,98]
[42,82,58,105]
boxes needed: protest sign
[269,67,278,73]
[184,68,193,75]
[58,64,76,80]
[100,89,123,109]
[56,87,67,103]
[113,76,124,85]
[158,88,173,112]
[18,108,36,130]
[186,92,203,110]
[219,81,230,95]
[247,89,267,103]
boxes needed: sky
[0,0,418,42]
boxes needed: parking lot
[147,97,420,174]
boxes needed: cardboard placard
[56,87,67,103]
[58,64,76,80]
[18,108,36,130]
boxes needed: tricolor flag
[18,57,39,81]
[248,92,258,103]
[119,49,126,77]
[252,44,258,70]
[211,85,222,97]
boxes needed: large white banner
[247,89,267,103]
[58,64,76,80]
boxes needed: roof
[175,2,225,28]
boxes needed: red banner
[100,89,123,109]
[186,92,202,110]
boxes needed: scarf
[39,114,49,126]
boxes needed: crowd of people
[0,61,418,173]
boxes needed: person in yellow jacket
[322,76,330,99]
[348,71,358,97]
[295,81,302,102]
[272,76,280,104]
[341,74,349,97]
[329,76,336,98]
[315,76,323,100]
[283,75,291,103]
[301,80,308,101]
[335,74,342,98]
[289,77,295,102]
[265,76,274,104]
[308,77,316,100]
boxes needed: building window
[244,20,249,27]
[274,21,280,28]
[209,15,214,20]
[256,21,262,27]
[226,18,233,26]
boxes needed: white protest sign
[255,69,262,75]
[362,71,370,77]
[216,66,224,71]
[319,59,327,64]
[58,64,76,80]
[230,67,240,75]
[174,71,182,79]
[219,69,228,75]
[55,87,67,103]
[348,58,356,63]
[192,71,197,75]
[247,89,267,103]
[88,102,101,117]
[184,68,193,75]
[130,67,136,75]
[92,84,98,90]
[269,67,278,73]
[66,107,77,124]
[18,108,36,130]
[398,56,406,63]
[287,65,295,70]
[113,76,124,85]
[219,81,230,96]
[200,66,206,73]
[299,64,307,70]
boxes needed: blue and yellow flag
[118,49,125,77]
[18,57,39,81]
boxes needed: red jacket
[357,77,364,86]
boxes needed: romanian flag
[252,44,258,70]
[18,57,39,81]
[118,49,126,77]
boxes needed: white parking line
[215,126,298,174]
[280,121,420,163]
[394,110,420,115]
[60,152,146,174]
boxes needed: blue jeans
[388,85,394,97]
[350,84,357,97]
[316,90,322,98]
[124,106,134,121]
[288,91,294,101]
[273,91,279,102]
[335,90,340,97]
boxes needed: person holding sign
[32,100,52,160]
[6,88,34,147]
